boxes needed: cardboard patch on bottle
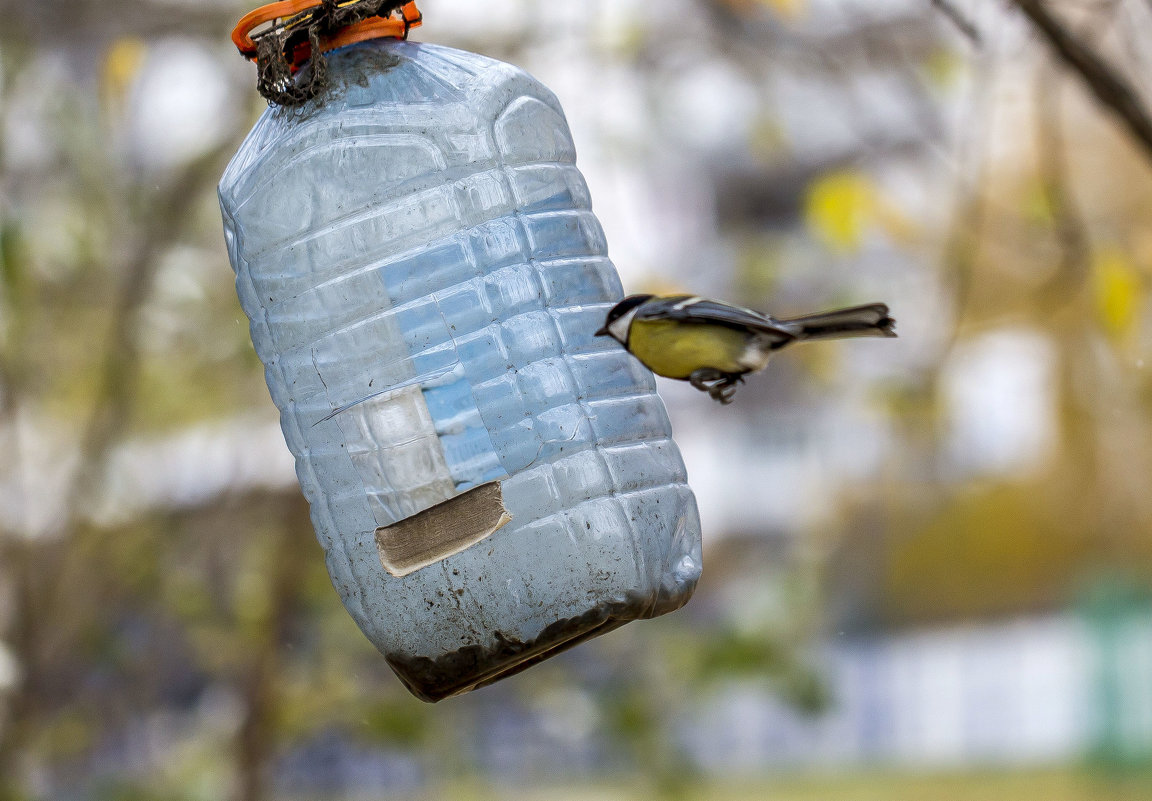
[375,481,511,577]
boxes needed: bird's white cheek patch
[608,307,639,342]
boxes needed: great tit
[595,294,896,404]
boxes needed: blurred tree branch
[1010,0,1152,166]
[235,500,313,801]
[929,0,983,45]
[71,142,240,508]
[0,132,244,799]
[1035,66,1090,298]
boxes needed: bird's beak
[594,326,610,337]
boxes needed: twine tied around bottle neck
[232,0,422,107]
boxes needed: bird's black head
[595,294,654,338]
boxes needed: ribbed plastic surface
[219,40,701,701]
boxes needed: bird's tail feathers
[779,303,896,341]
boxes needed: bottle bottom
[385,589,680,702]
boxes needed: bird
[595,294,896,404]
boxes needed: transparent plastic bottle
[219,38,701,701]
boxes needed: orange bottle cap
[232,1,422,68]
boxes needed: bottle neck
[232,1,422,69]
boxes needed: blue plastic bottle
[219,36,701,701]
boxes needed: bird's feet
[688,369,744,405]
[688,368,725,392]
[710,377,742,404]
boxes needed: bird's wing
[637,296,795,338]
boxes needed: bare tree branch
[0,137,243,796]
[1034,63,1091,297]
[929,0,983,45]
[1011,0,1152,166]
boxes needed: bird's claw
[689,369,744,405]
[710,381,739,404]
[689,368,724,392]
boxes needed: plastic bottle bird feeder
[219,1,701,702]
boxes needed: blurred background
[3,0,1152,798]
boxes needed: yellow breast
[626,318,752,379]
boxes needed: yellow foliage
[922,48,963,89]
[884,483,1084,624]
[805,169,918,253]
[804,170,876,253]
[1092,246,1144,340]
[101,37,146,110]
